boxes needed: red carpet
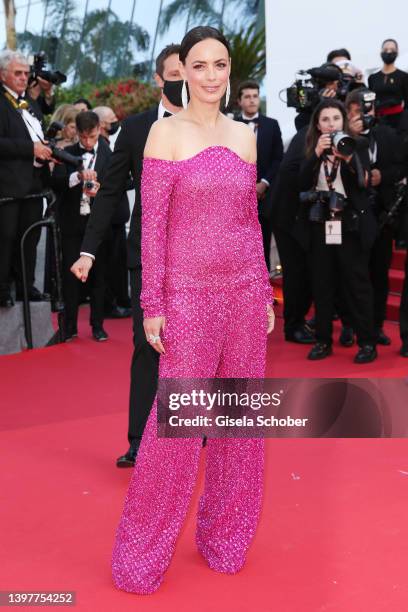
[1,306,408,611]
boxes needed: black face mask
[108,121,120,136]
[163,79,184,108]
[381,51,397,65]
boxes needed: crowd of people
[0,51,131,343]
[271,39,408,363]
[1,36,408,458]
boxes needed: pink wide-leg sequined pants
[111,280,267,594]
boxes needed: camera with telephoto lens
[360,90,377,130]
[284,64,361,112]
[330,131,356,156]
[300,189,347,222]
[29,52,67,86]
[42,122,83,168]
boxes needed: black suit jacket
[0,84,43,198]
[270,127,308,233]
[50,137,113,235]
[368,124,404,212]
[81,107,158,268]
[236,113,283,218]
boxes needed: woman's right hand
[315,134,332,158]
[144,316,166,354]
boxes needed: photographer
[294,63,345,131]
[27,76,56,118]
[299,99,377,363]
[51,111,111,341]
[346,88,404,346]
[0,50,52,308]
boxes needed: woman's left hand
[267,304,275,334]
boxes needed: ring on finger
[148,334,161,344]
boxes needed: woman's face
[63,122,77,141]
[181,38,230,105]
[317,107,344,134]
[382,40,398,54]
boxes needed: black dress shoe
[116,441,141,467]
[0,294,14,308]
[285,326,315,344]
[400,343,408,357]
[92,327,109,342]
[376,329,391,346]
[339,326,355,347]
[104,305,132,319]
[16,286,45,302]
[65,328,78,342]
[354,345,377,364]
[308,342,333,360]
[305,318,315,332]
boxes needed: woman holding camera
[299,99,377,363]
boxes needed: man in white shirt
[0,50,53,307]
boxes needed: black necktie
[241,116,259,125]
[163,111,172,118]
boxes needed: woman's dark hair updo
[179,26,231,64]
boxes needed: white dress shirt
[3,84,44,167]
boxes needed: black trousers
[259,214,272,271]
[61,231,107,330]
[400,252,408,343]
[310,224,375,347]
[104,223,131,311]
[274,227,313,336]
[0,171,44,297]
[128,267,159,444]
[370,225,393,330]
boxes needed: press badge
[325,220,342,244]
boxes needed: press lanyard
[323,156,340,191]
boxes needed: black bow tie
[163,111,173,118]
[80,147,95,155]
[241,116,259,125]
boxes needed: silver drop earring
[181,80,188,109]
[225,79,231,108]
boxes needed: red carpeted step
[391,249,406,271]
[389,269,405,294]
[386,293,401,322]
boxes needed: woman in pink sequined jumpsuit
[112,26,274,595]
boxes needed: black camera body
[300,190,347,222]
[360,90,377,131]
[285,64,361,112]
[43,121,83,168]
[29,52,67,86]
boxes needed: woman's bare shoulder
[226,116,257,163]
[144,117,178,160]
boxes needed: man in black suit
[270,126,315,344]
[70,44,183,466]
[346,89,404,346]
[51,111,113,342]
[235,80,283,270]
[0,50,53,308]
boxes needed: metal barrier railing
[0,190,65,349]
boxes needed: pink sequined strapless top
[140,145,273,318]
